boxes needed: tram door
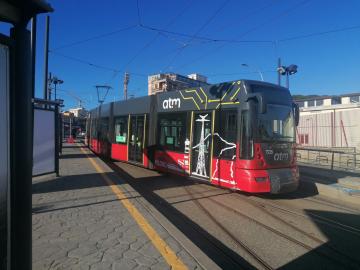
[128,115,144,164]
[191,112,212,180]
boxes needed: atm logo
[162,98,181,109]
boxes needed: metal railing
[296,146,360,172]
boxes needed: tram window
[114,116,128,144]
[214,110,237,159]
[240,111,254,159]
[158,113,186,152]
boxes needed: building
[294,92,360,150]
[69,107,88,118]
[148,73,209,95]
[295,96,341,108]
[62,108,88,137]
[340,93,360,104]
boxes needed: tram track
[188,184,359,269]
[107,159,360,269]
[109,161,255,270]
[182,185,274,270]
[239,195,360,267]
[244,195,360,237]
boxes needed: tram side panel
[111,96,153,167]
[112,115,129,162]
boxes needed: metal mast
[124,72,129,100]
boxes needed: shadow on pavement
[32,172,118,194]
[107,161,258,270]
[279,209,360,270]
[59,153,96,159]
[107,160,360,270]
[32,197,141,214]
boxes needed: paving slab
[32,143,211,270]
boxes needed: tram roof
[89,80,291,116]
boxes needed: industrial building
[295,93,360,150]
[148,73,209,95]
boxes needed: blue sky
[1,0,360,109]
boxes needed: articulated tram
[86,80,300,193]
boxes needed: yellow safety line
[179,91,200,110]
[79,146,188,270]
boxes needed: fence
[296,146,360,172]
[297,107,360,150]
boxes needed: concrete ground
[113,160,360,270]
[33,143,360,270]
[32,143,211,270]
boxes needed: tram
[86,80,300,193]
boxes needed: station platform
[299,165,360,206]
[32,142,216,270]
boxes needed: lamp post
[277,64,298,89]
[48,75,63,100]
[95,85,112,105]
[52,76,63,101]
[48,76,63,101]
[241,63,264,81]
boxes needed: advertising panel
[33,109,55,175]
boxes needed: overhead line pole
[43,15,50,100]
[278,57,281,86]
[31,16,37,98]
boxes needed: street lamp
[48,75,63,100]
[95,85,112,105]
[241,63,264,81]
[277,64,298,89]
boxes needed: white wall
[297,107,360,150]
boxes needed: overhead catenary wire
[49,50,147,77]
[51,25,137,51]
[140,24,273,44]
[48,0,360,88]
[104,0,195,84]
[175,0,311,71]
[162,0,230,71]
[277,24,360,42]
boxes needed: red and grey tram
[86,80,300,193]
